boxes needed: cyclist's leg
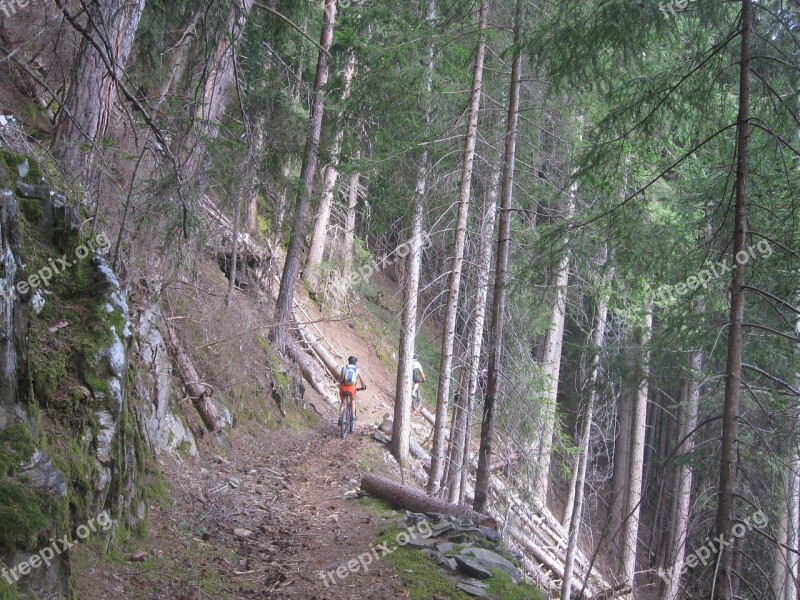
[350,389,357,421]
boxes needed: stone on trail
[456,579,490,598]
[454,556,493,580]
[459,547,522,584]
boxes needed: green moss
[383,547,471,600]
[0,481,47,551]
[49,435,97,525]
[0,579,20,600]
[19,199,42,225]
[0,423,36,476]
[28,338,68,405]
[485,570,546,600]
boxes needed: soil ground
[73,276,438,599]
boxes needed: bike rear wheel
[412,389,422,411]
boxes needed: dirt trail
[75,290,430,599]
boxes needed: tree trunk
[305,50,357,292]
[226,166,246,306]
[56,0,146,175]
[445,165,499,504]
[621,306,653,591]
[532,185,575,503]
[609,361,633,540]
[361,473,495,527]
[391,0,436,465]
[150,2,202,112]
[473,0,523,513]
[341,169,361,288]
[273,0,336,351]
[179,0,255,184]
[561,258,610,600]
[713,2,750,597]
[660,351,701,600]
[162,320,226,432]
[427,0,489,494]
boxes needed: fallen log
[162,320,226,432]
[299,328,341,379]
[592,582,631,600]
[361,473,496,528]
[284,336,339,407]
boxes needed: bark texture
[57,0,146,174]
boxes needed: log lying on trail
[361,473,496,527]
[162,320,227,432]
[285,336,339,407]
[299,328,341,379]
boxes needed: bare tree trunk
[660,351,701,600]
[445,165,499,503]
[273,0,337,350]
[561,258,610,600]
[56,0,146,174]
[713,3,750,597]
[226,167,246,306]
[305,50,357,291]
[427,0,489,494]
[609,363,633,541]
[341,169,361,287]
[150,3,202,112]
[532,186,575,503]
[179,0,255,184]
[391,0,435,465]
[621,306,653,591]
[473,0,523,513]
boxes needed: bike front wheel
[341,395,353,438]
[412,389,422,411]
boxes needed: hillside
[2,1,799,599]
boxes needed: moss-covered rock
[0,423,36,477]
[0,481,47,552]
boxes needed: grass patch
[383,547,471,600]
[486,570,546,600]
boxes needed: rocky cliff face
[0,148,196,599]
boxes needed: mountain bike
[412,386,423,411]
[340,386,366,438]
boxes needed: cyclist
[412,353,426,405]
[339,356,366,427]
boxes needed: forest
[0,0,798,599]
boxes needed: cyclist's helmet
[413,353,419,359]
[348,356,358,365]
